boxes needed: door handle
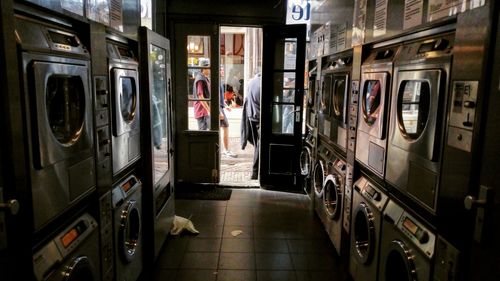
[0,199,20,215]
[464,185,492,243]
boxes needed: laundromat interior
[1,0,499,280]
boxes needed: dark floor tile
[156,251,185,269]
[223,225,253,239]
[216,270,257,281]
[254,239,288,253]
[191,214,225,226]
[286,239,313,253]
[253,226,286,239]
[162,236,189,254]
[310,270,347,281]
[180,252,219,269]
[290,253,337,271]
[176,269,217,281]
[294,271,310,281]
[255,253,294,270]
[226,206,254,216]
[193,225,224,238]
[187,238,221,252]
[152,269,177,281]
[218,253,256,269]
[225,214,253,226]
[290,253,309,270]
[227,199,258,207]
[221,238,254,252]
[256,270,297,281]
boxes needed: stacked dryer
[356,44,401,179]
[16,13,96,234]
[105,32,143,281]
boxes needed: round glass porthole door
[362,80,381,126]
[384,240,417,281]
[353,202,375,264]
[333,78,346,121]
[63,256,96,281]
[46,75,86,146]
[313,161,326,198]
[323,175,342,220]
[120,77,137,123]
[120,200,141,263]
[397,81,430,140]
[300,148,311,176]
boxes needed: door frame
[171,22,221,184]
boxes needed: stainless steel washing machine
[356,44,401,179]
[349,176,389,281]
[33,213,101,281]
[301,125,316,201]
[312,153,327,224]
[107,35,141,177]
[112,174,143,281]
[323,157,346,255]
[318,50,352,154]
[378,200,436,281]
[386,31,454,213]
[16,15,96,231]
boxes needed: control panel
[355,176,388,211]
[396,211,436,258]
[447,81,479,152]
[33,213,97,281]
[343,163,354,233]
[434,236,460,281]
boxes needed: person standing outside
[241,72,261,180]
[193,68,211,130]
[220,84,237,158]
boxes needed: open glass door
[139,27,175,261]
[260,24,306,190]
[173,23,220,184]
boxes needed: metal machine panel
[17,15,96,231]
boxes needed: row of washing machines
[301,24,465,281]
[14,6,174,281]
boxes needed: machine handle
[0,199,20,215]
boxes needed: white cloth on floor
[170,215,199,235]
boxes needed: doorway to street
[218,26,262,186]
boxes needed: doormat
[176,184,232,200]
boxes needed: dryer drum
[120,200,141,263]
[323,176,342,219]
[62,256,96,281]
[383,240,417,281]
[353,202,376,264]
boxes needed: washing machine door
[313,160,326,198]
[112,68,140,137]
[323,175,342,220]
[32,60,92,168]
[353,202,376,264]
[332,74,348,127]
[61,256,96,281]
[382,240,417,281]
[392,70,442,161]
[120,200,141,263]
[300,147,312,176]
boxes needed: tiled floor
[151,188,351,281]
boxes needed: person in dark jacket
[241,72,261,179]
